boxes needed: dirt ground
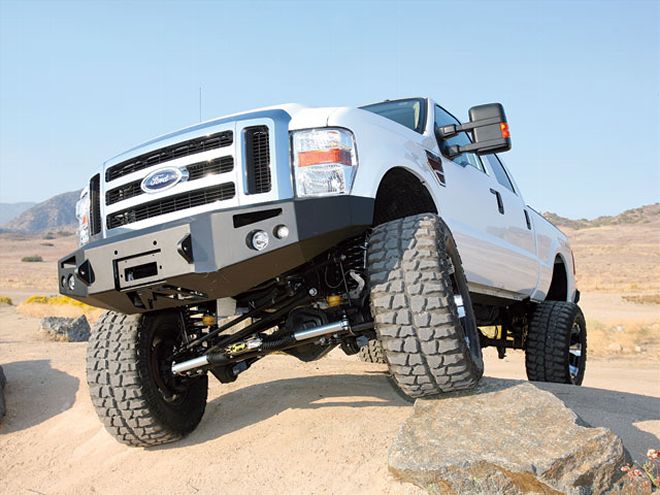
[0,224,658,494]
[1,305,658,495]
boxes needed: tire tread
[368,214,482,398]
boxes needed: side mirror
[438,103,512,156]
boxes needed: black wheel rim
[447,253,481,363]
[148,326,188,405]
[568,320,585,384]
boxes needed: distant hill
[543,203,660,230]
[5,190,81,234]
[0,201,36,225]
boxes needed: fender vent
[244,126,271,194]
[426,151,445,186]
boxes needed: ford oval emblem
[141,167,188,193]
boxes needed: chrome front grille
[89,174,102,236]
[244,125,272,194]
[101,117,279,233]
[105,130,233,182]
[106,183,236,229]
[105,156,234,206]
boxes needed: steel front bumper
[58,196,374,314]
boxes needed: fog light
[61,276,66,288]
[274,225,289,239]
[248,230,269,251]
[67,274,76,291]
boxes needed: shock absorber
[171,318,351,376]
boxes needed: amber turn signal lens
[297,149,353,167]
[500,122,510,139]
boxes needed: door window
[434,105,485,172]
[484,155,516,194]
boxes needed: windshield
[360,98,426,134]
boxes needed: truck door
[432,105,519,293]
[480,154,539,296]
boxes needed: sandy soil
[0,233,77,297]
[0,225,658,494]
[1,306,658,495]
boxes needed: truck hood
[104,103,341,167]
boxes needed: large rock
[40,315,91,342]
[389,378,626,495]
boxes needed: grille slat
[106,130,233,182]
[106,184,236,229]
[89,174,102,235]
[245,126,271,194]
[187,155,234,180]
[105,156,234,206]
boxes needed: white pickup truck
[60,97,586,447]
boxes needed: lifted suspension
[171,318,373,376]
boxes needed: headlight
[291,128,357,197]
[76,186,91,246]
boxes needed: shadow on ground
[160,372,409,449]
[165,373,659,463]
[0,359,79,433]
[535,381,660,463]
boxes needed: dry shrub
[21,255,43,262]
[18,294,104,323]
[0,295,13,306]
[622,294,660,305]
[588,319,660,359]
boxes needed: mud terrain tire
[87,311,208,447]
[368,213,483,398]
[526,301,587,385]
[358,338,385,364]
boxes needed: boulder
[389,378,626,495]
[40,315,91,342]
[0,365,6,420]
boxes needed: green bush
[21,255,44,262]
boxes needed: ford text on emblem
[141,167,188,193]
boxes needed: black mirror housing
[439,103,512,156]
[468,103,511,155]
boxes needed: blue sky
[0,0,658,218]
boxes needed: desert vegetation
[17,294,103,322]
[20,255,43,262]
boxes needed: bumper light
[248,230,269,251]
[67,274,76,291]
[274,225,289,239]
[292,128,357,197]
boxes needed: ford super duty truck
[60,97,586,447]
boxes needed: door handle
[524,209,532,230]
[490,188,504,214]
